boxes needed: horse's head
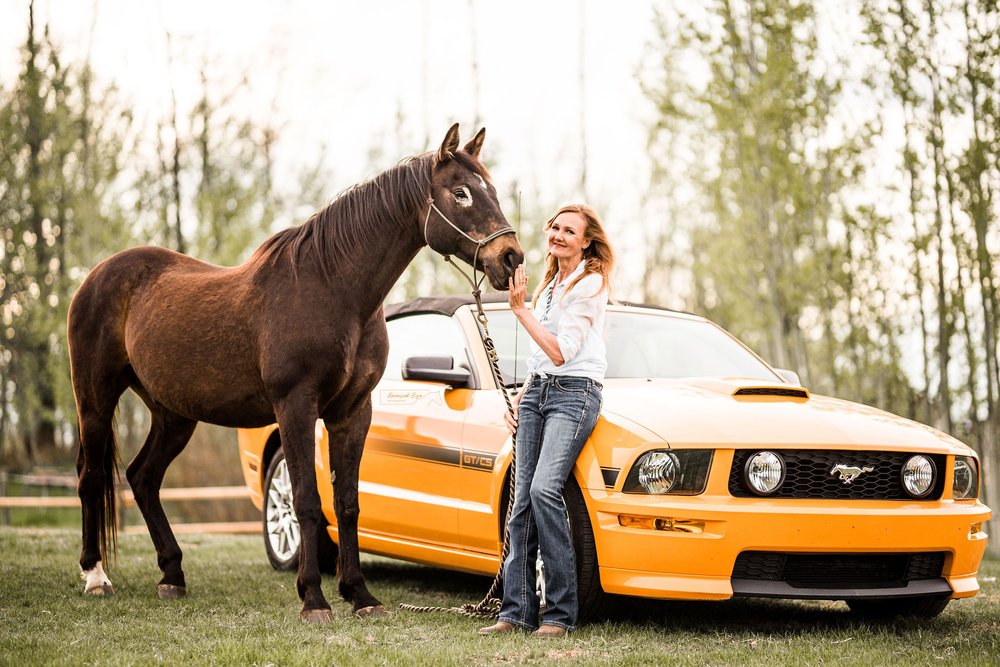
[425,124,524,291]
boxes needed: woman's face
[547,212,590,264]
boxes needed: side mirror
[774,368,801,386]
[402,355,471,388]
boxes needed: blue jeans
[498,374,602,631]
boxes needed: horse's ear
[438,123,461,162]
[464,128,486,158]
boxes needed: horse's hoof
[84,582,114,596]
[300,608,334,624]
[355,604,388,619]
[157,584,186,600]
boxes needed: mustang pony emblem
[830,463,875,484]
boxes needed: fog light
[901,455,935,498]
[618,515,655,530]
[744,451,785,496]
[617,514,706,533]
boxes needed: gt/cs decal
[462,452,496,471]
[368,437,495,472]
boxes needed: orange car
[237,297,991,619]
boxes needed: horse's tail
[99,417,120,564]
[77,412,120,565]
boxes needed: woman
[479,204,614,637]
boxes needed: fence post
[117,485,126,535]
[0,470,8,525]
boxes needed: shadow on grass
[362,557,967,636]
[362,558,493,599]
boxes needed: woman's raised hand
[508,264,528,312]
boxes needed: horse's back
[68,246,238,380]
[75,245,197,301]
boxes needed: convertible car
[236,297,991,619]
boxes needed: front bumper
[588,487,991,601]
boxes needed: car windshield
[482,309,781,385]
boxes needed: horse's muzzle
[481,238,524,290]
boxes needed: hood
[600,377,972,455]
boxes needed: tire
[502,473,607,621]
[263,449,339,574]
[565,476,607,621]
[846,595,951,620]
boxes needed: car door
[458,307,530,554]
[358,313,474,547]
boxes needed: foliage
[0,529,997,665]
[0,9,334,467]
[0,10,134,463]
[643,0,1000,551]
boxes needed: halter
[422,198,517,296]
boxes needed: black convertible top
[383,294,682,320]
[383,294,504,320]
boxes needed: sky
[0,0,661,290]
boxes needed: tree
[0,4,133,463]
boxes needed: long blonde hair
[531,204,615,304]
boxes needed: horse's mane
[251,152,435,278]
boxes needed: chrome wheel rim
[265,458,300,562]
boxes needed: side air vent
[733,387,809,400]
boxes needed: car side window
[383,314,472,381]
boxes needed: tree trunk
[928,71,952,433]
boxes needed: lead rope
[399,201,519,617]
[399,285,556,617]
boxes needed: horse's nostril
[503,250,520,274]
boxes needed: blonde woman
[479,204,614,637]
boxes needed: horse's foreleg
[125,409,197,599]
[274,396,331,623]
[326,401,385,617]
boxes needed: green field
[0,528,997,666]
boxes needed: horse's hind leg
[326,399,385,617]
[76,402,123,596]
[125,407,197,599]
[74,367,130,596]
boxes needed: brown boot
[534,624,567,637]
[478,620,518,635]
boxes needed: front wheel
[565,476,607,621]
[263,449,339,573]
[846,595,951,620]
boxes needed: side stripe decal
[367,437,496,472]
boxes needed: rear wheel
[263,449,339,573]
[846,595,951,620]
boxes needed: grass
[0,528,997,666]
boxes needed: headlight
[901,454,936,498]
[623,450,713,495]
[953,457,979,500]
[744,451,785,496]
[638,451,678,494]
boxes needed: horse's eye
[453,186,472,203]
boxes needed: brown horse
[68,124,523,621]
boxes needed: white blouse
[525,261,608,381]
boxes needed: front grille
[728,450,947,500]
[732,552,946,589]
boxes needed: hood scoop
[733,386,810,401]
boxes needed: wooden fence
[0,470,261,534]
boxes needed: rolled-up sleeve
[556,274,605,363]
